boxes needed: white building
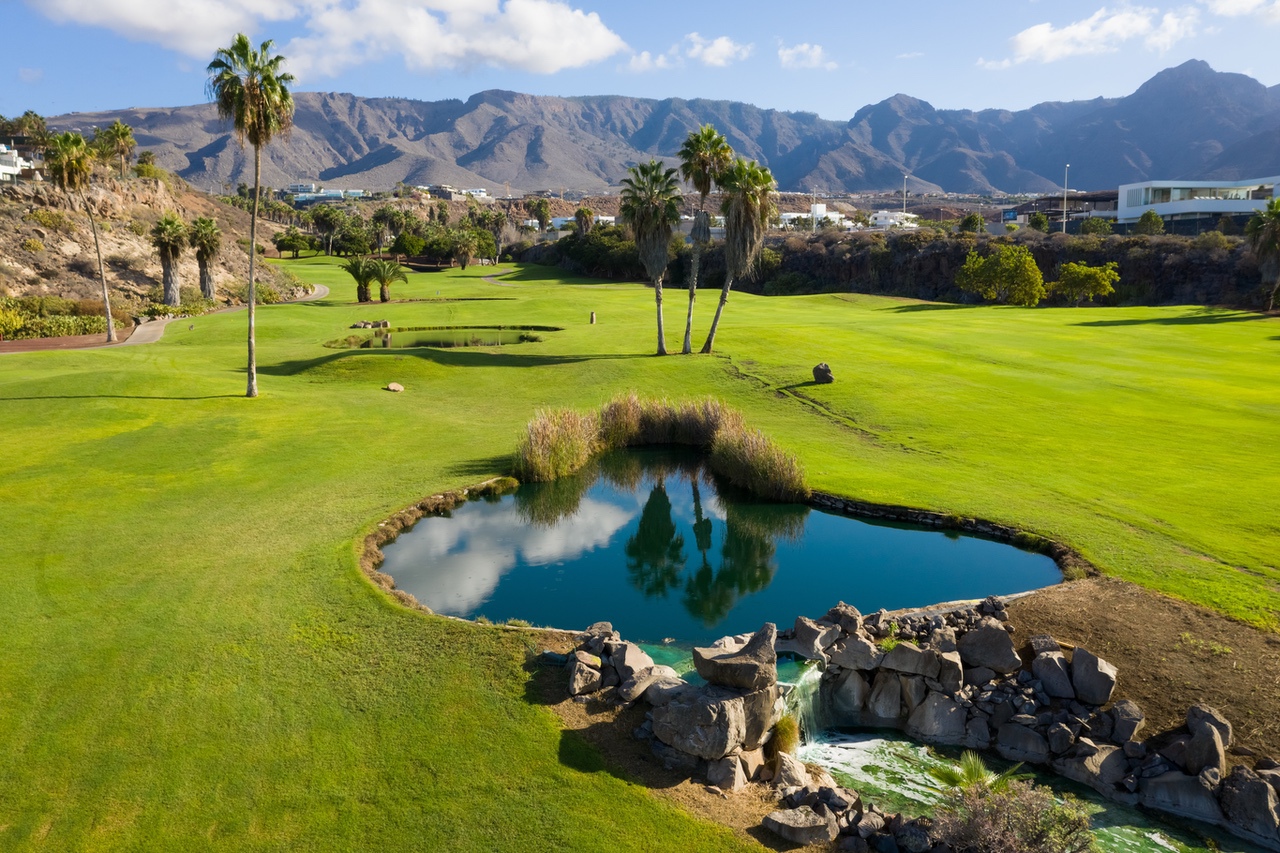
[1117,176,1280,225]
[0,144,33,183]
[870,210,919,230]
[286,182,317,194]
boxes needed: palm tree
[927,750,1029,795]
[619,160,683,355]
[96,120,136,179]
[151,213,188,306]
[701,158,775,354]
[136,150,156,168]
[44,132,116,342]
[678,125,732,354]
[207,33,295,398]
[369,258,408,303]
[340,256,376,303]
[453,230,478,269]
[189,217,222,299]
[574,206,594,236]
[1246,197,1280,311]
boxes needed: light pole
[1062,163,1070,234]
[902,174,908,214]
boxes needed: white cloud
[18,68,44,84]
[23,0,627,79]
[778,43,837,70]
[628,48,679,73]
[1202,0,1280,21]
[979,5,1199,68]
[896,51,924,60]
[684,32,753,67]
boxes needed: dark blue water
[380,450,1061,645]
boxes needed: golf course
[1,256,1276,850]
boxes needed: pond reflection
[377,449,1060,645]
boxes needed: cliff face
[47,61,1280,195]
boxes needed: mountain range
[47,60,1280,196]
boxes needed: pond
[378,449,1062,645]
[332,325,560,349]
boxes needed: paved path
[482,274,518,287]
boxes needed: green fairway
[0,257,1276,849]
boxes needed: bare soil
[0,323,136,353]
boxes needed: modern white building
[870,210,919,230]
[0,144,33,183]
[286,182,317,194]
[1116,176,1280,225]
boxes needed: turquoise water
[379,449,1061,645]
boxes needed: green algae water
[379,448,1061,645]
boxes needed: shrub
[134,163,167,182]
[771,714,800,756]
[24,209,74,232]
[931,779,1097,853]
[128,220,148,237]
[0,307,24,338]
[20,238,44,253]
[226,281,281,305]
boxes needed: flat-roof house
[870,210,919,230]
[1117,177,1280,225]
[0,144,33,183]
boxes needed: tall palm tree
[369,258,408,303]
[678,125,732,354]
[340,256,376,303]
[452,230,478,269]
[189,217,222,299]
[45,132,116,342]
[619,160,683,355]
[151,213,188,306]
[574,206,595,236]
[1246,197,1280,311]
[701,158,775,354]
[207,34,295,398]
[96,120,136,179]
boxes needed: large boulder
[812,363,835,385]
[997,723,1050,765]
[1220,766,1280,843]
[763,806,838,845]
[828,633,885,671]
[610,642,655,683]
[906,692,968,745]
[643,675,693,706]
[899,675,928,715]
[778,616,841,663]
[823,602,863,634]
[1052,742,1131,798]
[693,623,777,690]
[1187,704,1233,747]
[567,653,603,696]
[881,643,940,679]
[1070,647,1117,706]
[866,670,903,721]
[1139,771,1225,824]
[957,621,1021,673]
[740,684,783,751]
[1111,699,1146,743]
[1031,651,1075,699]
[775,751,813,789]
[823,669,871,722]
[936,650,964,694]
[1183,725,1226,776]
[617,664,681,702]
[651,685,747,760]
[707,756,747,793]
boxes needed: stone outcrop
[956,620,1021,673]
[1070,647,1117,705]
[763,806,838,845]
[692,623,777,690]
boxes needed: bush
[24,209,74,232]
[134,163,168,182]
[226,281,281,305]
[770,714,799,757]
[20,238,44,253]
[931,779,1097,853]
[709,425,808,501]
[0,307,24,338]
[128,220,148,237]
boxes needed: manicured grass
[0,257,1276,849]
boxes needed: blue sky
[5,1,1280,120]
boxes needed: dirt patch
[1008,576,1280,760]
[0,322,136,353]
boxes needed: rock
[881,644,941,679]
[964,716,991,750]
[906,692,968,745]
[1184,725,1226,776]
[617,664,681,702]
[1047,722,1076,754]
[812,363,834,385]
[643,675,694,706]
[1220,765,1280,842]
[936,650,964,694]
[871,834,900,853]
[693,623,777,690]
[600,665,620,689]
[1031,652,1075,699]
[828,633,886,671]
[823,669,871,721]
[740,684,783,750]
[857,810,886,838]
[778,616,841,663]
[866,670,902,721]
[1027,634,1060,656]
[899,675,928,715]
[957,621,1022,673]
[1110,699,1145,743]
[1070,647,1117,706]
[763,806,838,845]
[775,751,814,789]
[738,747,766,781]
[707,756,747,792]
[1052,743,1131,797]
[926,626,958,653]
[651,686,747,760]
[1124,740,1147,760]
[1187,704,1233,748]
[823,602,863,634]
[839,837,870,853]
[609,642,655,682]
[1139,770,1225,824]
[895,824,931,853]
[651,739,701,774]
[385,382,404,392]
[997,723,1050,764]
[963,666,996,687]
[567,659,602,696]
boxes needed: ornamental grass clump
[512,408,599,482]
[709,424,809,502]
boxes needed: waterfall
[785,662,828,746]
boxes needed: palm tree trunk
[246,146,260,398]
[380,284,389,303]
[700,276,733,354]
[80,190,116,343]
[682,242,701,354]
[1271,274,1279,312]
[199,260,214,299]
[162,252,180,306]
[655,276,667,355]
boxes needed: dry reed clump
[511,393,808,500]
[511,408,600,482]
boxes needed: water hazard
[378,449,1061,645]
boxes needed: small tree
[1134,209,1165,235]
[1051,261,1119,306]
[955,244,1045,306]
[390,232,425,257]
[189,216,221,299]
[151,213,188,306]
[309,205,346,255]
[273,225,308,259]
[1028,211,1049,233]
[957,212,985,233]
[1079,217,1112,236]
[527,197,551,232]
[369,258,407,303]
[95,120,136,179]
[453,229,478,269]
[340,256,375,303]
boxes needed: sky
[5,1,1280,121]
